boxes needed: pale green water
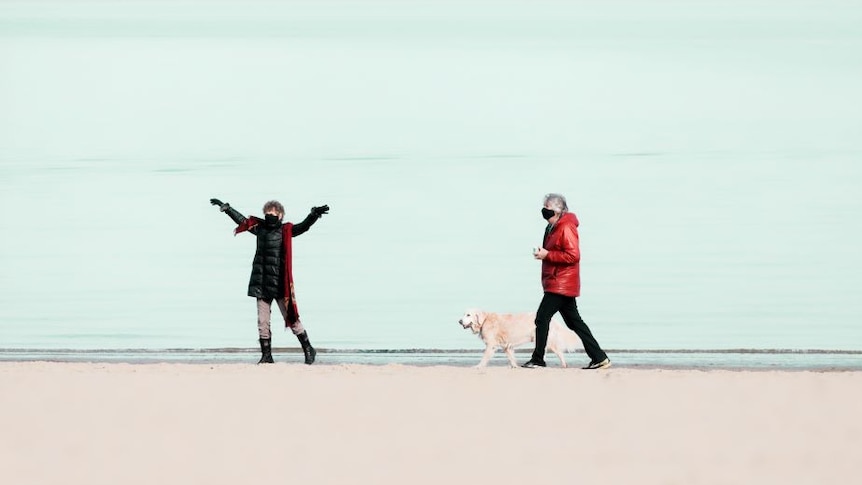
[1,1,861,360]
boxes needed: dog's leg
[549,348,567,368]
[504,346,518,368]
[477,345,496,368]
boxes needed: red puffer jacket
[541,212,581,297]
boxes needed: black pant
[531,292,607,364]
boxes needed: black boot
[258,338,274,364]
[297,331,316,365]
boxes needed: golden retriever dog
[458,309,582,368]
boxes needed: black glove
[311,205,330,217]
[210,198,229,211]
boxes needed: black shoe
[258,353,274,364]
[297,331,316,365]
[257,338,274,364]
[521,360,546,368]
[303,346,317,365]
[582,358,611,370]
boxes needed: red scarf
[234,217,300,326]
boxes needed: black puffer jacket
[224,206,320,299]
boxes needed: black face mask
[264,213,281,225]
[541,208,556,220]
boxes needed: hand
[210,198,224,207]
[311,205,330,216]
[534,248,549,260]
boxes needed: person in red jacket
[522,193,610,369]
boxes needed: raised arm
[210,198,249,225]
[292,204,329,237]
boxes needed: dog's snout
[458,319,463,325]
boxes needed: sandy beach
[1,363,859,484]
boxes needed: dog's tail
[548,320,582,353]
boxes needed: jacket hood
[560,211,579,227]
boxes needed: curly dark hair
[262,200,285,215]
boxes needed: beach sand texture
[1,363,860,484]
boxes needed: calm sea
[1,1,861,368]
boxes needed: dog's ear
[475,311,486,327]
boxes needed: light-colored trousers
[257,298,304,338]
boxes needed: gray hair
[543,193,568,213]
